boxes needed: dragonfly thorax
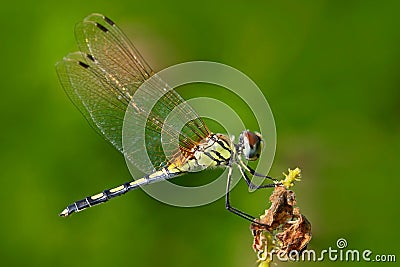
[182,131,264,172]
[179,134,233,172]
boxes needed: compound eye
[242,131,263,160]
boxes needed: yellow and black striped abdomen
[59,134,233,217]
[59,167,184,217]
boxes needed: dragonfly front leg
[238,164,276,190]
[238,157,277,181]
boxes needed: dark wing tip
[95,22,108,32]
[78,61,90,68]
[103,16,115,26]
[86,54,95,62]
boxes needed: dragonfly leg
[225,166,257,222]
[225,166,281,227]
[238,157,277,181]
[238,164,276,190]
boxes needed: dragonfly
[56,13,277,222]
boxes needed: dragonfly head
[239,130,263,161]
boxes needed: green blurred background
[1,0,399,266]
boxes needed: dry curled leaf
[276,209,312,254]
[250,168,311,266]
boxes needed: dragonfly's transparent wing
[74,14,152,92]
[56,13,210,171]
[123,74,210,173]
[56,51,128,152]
